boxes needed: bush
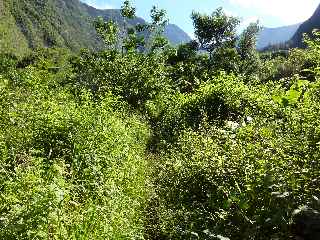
[152,75,320,239]
[70,50,172,109]
[0,68,151,239]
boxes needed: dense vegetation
[0,1,320,239]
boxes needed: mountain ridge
[257,23,301,50]
[290,3,320,48]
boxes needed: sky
[81,0,320,37]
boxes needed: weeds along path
[0,72,152,239]
[140,72,320,239]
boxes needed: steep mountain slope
[0,0,190,55]
[0,0,29,55]
[164,24,191,45]
[257,23,300,50]
[7,0,102,51]
[291,4,320,48]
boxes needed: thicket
[0,1,320,239]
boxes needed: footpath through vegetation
[0,1,320,239]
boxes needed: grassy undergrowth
[1,43,320,239]
[0,63,151,239]
[1,4,320,239]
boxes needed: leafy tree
[120,0,145,52]
[93,0,144,53]
[93,16,119,49]
[176,40,199,62]
[303,30,320,69]
[237,22,261,61]
[191,8,240,59]
[147,6,169,53]
[120,0,136,19]
[237,22,262,76]
[94,1,168,54]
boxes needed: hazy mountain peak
[257,23,301,50]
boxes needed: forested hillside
[0,0,190,55]
[0,0,29,55]
[0,0,102,53]
[0,1,320,239]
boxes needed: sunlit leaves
[120,0,136,19]
[93,17,119,48]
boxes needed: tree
[176,40,199,62]
[237,22,261,61]
[94,1,169,54]
[147,6,169,53]
[191,8,240,59]
[120,0,136,19]
[120,0,145,53]
[237,22,262,76]
[93,17,119,49]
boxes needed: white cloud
[239,16,259,30]
[82,0,114,9]
[229,0,319,24]
[224,9,259,31]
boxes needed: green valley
[0,1,320,239]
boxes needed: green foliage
[70,49,171,108]
[191,8,240,58]
[149,73,320,239]
[148,72,277,146]
[120,0,147,53]
[190,8,264,76]
[1,2,320,240]
[94,17,119,49]
[259,31,320,82]
[273,77,309,107]
[0,53,17,73]
[120,0,136,19]
[237,22,262,77]
[141,6,169,53]
[6,0,103,52]
[93,3,169,54]
[238,22,261,61]
[175,41,199,62]
[0,53,150,239]
[0,0,29,56]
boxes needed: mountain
[164,24,192,45]
[0,0,102,55]
[0,0,191,55]
[80,3,192,46]
[257,23,300,50]
[0,0,30,55]
[291,3,320,48]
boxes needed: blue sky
[82,0,320,37]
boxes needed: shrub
[0,68,151,239]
